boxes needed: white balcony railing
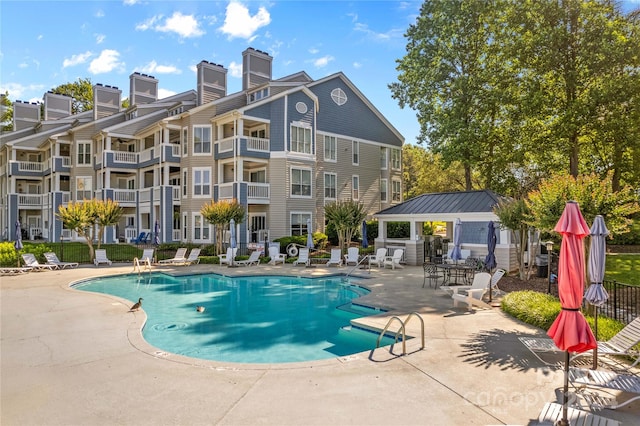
[247,137,270,152]
[171,144,181,157]
[172,186,181,201]
[247,182,269,199]
[18,161,44,172]
[61,156,71,167]
[113,151,137,163]
[18,194,42,206]
[139,188,151,203]
[112,189,136,203]
[172,229,181,241]
[139,147,153,163]
[218,183,234,199]
[62,192,70,203]
[217,137,235,153]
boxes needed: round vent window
[331,88,347,106]
[296,102,308,114]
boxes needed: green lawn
[605,253,640,286]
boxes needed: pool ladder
[375,312,425,356]
[132,257,152,276]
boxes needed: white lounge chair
[268,246,286,265]
[489,268,506,298]
[140,248,155,264]
[22,253,57,271]
[451,272,492,310]
[93,249,112,266]
[368,248,387,268]
[176,248,201,266]
[343,247,360,266]
[293,248,310,266]
[536,401,620,426]
[441,271,491,296]
[383,249,404,269]
[326,248,342,267]
[218,247,237,265]
[0,267,33,275]
[519,317,640,369]
[569,367,640,410]
[235,250,261,266]
[159,248,188,265]
[44,252,79,269]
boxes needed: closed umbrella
[361,220,368,249]
[154,220,160,245]
[306,218,314,249]
[547,201,597,426]
[229,218,236,267]
[14,220,23,267]
[584,215,609,369]
[485,221,497,302]
[450,218,463,262]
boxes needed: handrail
[132,257,152,276]
[345,254,370,277]
[376,312,425,355]
[376,316,406,355]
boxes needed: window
[250,128,266,138]
[77,142,91,165]
[182,169,188,197]
[380,147,387,169]
[193,168,211,197]
[76,176,92,200]
[182,128,188,155]
[291,125,312,154]
[324,135,336,162]
[391,148,401,170]
[249,88,269,103]
[380,179,388,202]
[182,213,188,240]
[193,126,211,154]
[352,175,359,200]
[331,88,347,106]
[352,141,359,165]
[247,169,266,183]
[290,212,311,236]
[193,214,210,241]
[324,173,336,199]
[291,168,311,197]
[392,179,402,202]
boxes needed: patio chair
[326,248,342,267]
[0,267,33,275]
[343,247,360,266]
[450,272,492,310]
[293,248,310,266]
[22,253,58,271]
[489,268,506,298]
[159,247,188,265]
[383,249,404,269]
[218,247,237,265]
[132,232,148,244]
[536,401,620,426]
[268,246,286,265]
[235,250,261,266]
[140,248,155,264]
[422,263,442,288]
[173,248,201,266]
[519,317,640,369]
[44,252,79,269]
[93,249,112,266]
[368,248,387,268]
[569,367,640,410]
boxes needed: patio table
[435,263,476,286]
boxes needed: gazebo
[373,190,516,269]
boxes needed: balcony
[217,182,270,204]
[10,161,45,177]
[216,136,270,156]
[111,189,137,206]
[18,194,43,207]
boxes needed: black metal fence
[597,280,640,325]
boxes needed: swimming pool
[72,273,395,363]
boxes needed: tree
[51,78,94,114]
[1,91,12,132]
[56,199,122,261]
[324,200,367,254]
[200,199,246,255]
[493,198,537,280]
[402,144,466,199]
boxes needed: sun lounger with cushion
[22,253,58,271]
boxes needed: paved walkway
[1,263,638,425]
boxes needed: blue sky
[1,1,639,146]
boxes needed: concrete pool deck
[2,262,639,425]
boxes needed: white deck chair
[440,271,491,296]
[326,248,342,267]
[369,248,387,268]
[140,248,155,264]
[218,247,237,265]
[44,252,79,269]
[159,247,187,265]
[519,317,640,369]
[176,248,201,266]
[22,253,58,271]
[343,247,360,266]
[93,249,112,266]
[383,249,404,269]
[293,248,310,266]
[536,401,620,426]
[569,367,640,410]
[268,246,286,265]
[451,272,492,310]
[235,250,261,266]
[489,268,506,298]
[0,267,33,275]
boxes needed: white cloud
[308,48,319,55]
[158,88,177,100]
[219,1,270,40]
[95,9,105,18]
[353,62,362,69]
[313,55,334,68]
[354,22,403,42]
[88,49,125,74]
[136,12,204,38]
[228,61,242,78]
[63,51,93,68]
[95,34,106,44]
[123,0,139,5]
[0,82,45,101]
[138,60,181,75]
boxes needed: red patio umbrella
[547,201,597,425]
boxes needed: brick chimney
[197,60,228,106]
[242,47,272,91]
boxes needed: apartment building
[0,48,404,247]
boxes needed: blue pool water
[72,273,395,363]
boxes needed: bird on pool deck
[196,305,205,313]
[129,298,143,312]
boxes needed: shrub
[501,291,561,329]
